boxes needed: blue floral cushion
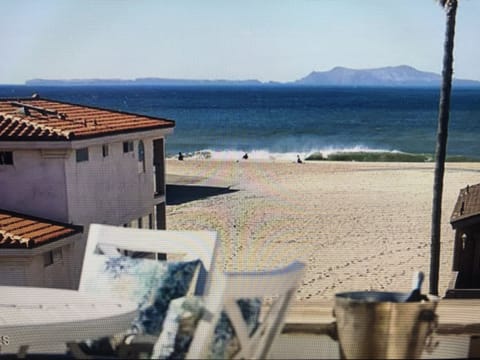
[152,296,204,359]
[79,254,200,354]
[151,296,262,359]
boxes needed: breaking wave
[167,146,480,162]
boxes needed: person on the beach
[178,152,184,161]
[297,154,303,164]
[243,153,249,160]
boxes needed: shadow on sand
[166,184,238,205]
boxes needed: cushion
[79,254,200,355]
[152,296,204,359]
[151,296,262,359]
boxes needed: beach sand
[165,159,480,302]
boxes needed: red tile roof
[451,183,480,226]
[0,210,82,249]
[0,96,174,141]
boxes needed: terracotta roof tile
[0,97,174,141]
[451,183,480,225]
[0,210,82,249]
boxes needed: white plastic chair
[68,224,221,358]
[186,261,306,359]
[79,224,220,296]
[76,225,304,359]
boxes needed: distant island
[294,65,480,87]
[26,65,480,87]
[25,78,263,87]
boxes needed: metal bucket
[334,291,439,359]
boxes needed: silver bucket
[333,291,439,359]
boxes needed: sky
[1,0,479,84]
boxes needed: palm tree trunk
[430,0,458,296]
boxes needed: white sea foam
[195,149,301,161]
[167,146,404,161]
[318,145,399,158]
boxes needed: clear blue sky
[1,0,479,84]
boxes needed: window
[53,248,63,262]
[43,251,54,267]
[76,148,89,162]
[102,144,109,157]
[43,248,62,267]
[148,214,154,229]
[138,140,145,173]
[0,151,13,165]
[138,217,143,229]
[123,141,134,153]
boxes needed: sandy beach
[165,159,480,302]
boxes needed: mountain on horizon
[294,65,480,87]
[25,65,480,87]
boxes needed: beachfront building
[446,183,480,297]
[0,95,175,287]
[0,209,83,289]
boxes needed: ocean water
[1,85,480,161]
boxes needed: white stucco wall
[1,128,170,228]
[65,137,157,226]
[0,261,27,286]
[0,149,69,222]
[0,234,82,289]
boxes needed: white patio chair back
[186,261,305,359]
[79,224,220,296]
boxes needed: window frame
[44,248,64,267]
[138,140,146,173]
[52,248,63,262]
[148,213,154,229]
[0,151,13,165]
[102,144,109,157]
[75,148,89,162]
[123,141,134,153]
[43,251,54,267]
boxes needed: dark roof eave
[451,212,480,229]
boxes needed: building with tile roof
[0,96,174,141]
[0,209,83,288]
[0,95,175,288]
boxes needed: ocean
[1,85,479,161]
